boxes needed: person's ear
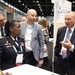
[9,27,13,32]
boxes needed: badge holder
[16,53,23,66]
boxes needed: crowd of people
[0,8,75,75]
[0,9,52,74]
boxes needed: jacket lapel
[60,27,67,41]
[67,28,75,57]
[17,37,21,46]
[31,23,37,40]
[70,28,75,42]
[6,36,21,52]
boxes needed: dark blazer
[0,36,26,70]
[47,24,54,38]
[54,26,75,74]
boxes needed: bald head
[0,14,5,27]
[27,9,37,15]
[26,9,37,24]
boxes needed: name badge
[16,53,23,66]
[61,46,67,54]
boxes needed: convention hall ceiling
[3,0,75,16]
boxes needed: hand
[3,72,12,75]
[5,72,12,75]
[0,70,12,75]
[38,59,43,67]
[60,39,72,49]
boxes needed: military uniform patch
[5,41,11,45]
[0,36,3,39]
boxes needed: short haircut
[66,11,75,19]
[5,20,18,36]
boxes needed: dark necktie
[1,27,4,36]
[62,28,71,58]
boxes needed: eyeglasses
[0,18,4,22]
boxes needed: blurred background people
[47,18,54,38]
[21,17,27,22]
[0,20,26,70]
[20,9,44,67]
[54,11,75,75]
[20,16,27,27]
[38,18,51,71]
[0,14,5,36]
[49,20,54,38]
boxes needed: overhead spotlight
[22,3,24,6]
[18,0,21,2]
[36,0,39,3]
[72,1,75,3]
[25,6,27,8]
[33,1,35,2]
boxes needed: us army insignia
[0,36,3,39]
[5,41,11,45]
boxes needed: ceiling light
[36,1,39,3]
[22,3,24,6]
[72,1,75,3]
[33,1,35,2]
[25,6,27,8]
[18,0,21,2]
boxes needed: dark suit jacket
[54,26,75,74]
[47,24,54,38]
[0,36,26,70]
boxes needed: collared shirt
[10,35,23,53]
[0,27,1,36]
[0,27,5,36]
[25,23,34,52]
[10,35,19,46]
[64,26,74,42]
[60,26,75,54]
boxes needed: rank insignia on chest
[0,36,3,39]
[5,41,11,45]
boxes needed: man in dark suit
[49,21,54,38]
[0,14,5,36]
[54,11,75,75]
[0,20,26,70]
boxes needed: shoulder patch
[0,36,3,39]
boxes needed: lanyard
[12,45,23,53]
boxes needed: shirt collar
[26,23,34,29]
[67,25,75,33]
[0,27,1,31]
[10,35,18,41]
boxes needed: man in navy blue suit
[54,11,75,75]
[0,14,5,36]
